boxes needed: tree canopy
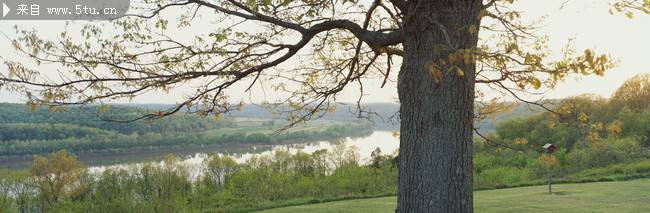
[0,0,624,211]
[612,73,650,111]
[0,0,613,123]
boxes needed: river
[88,131,400,178]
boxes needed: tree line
[0,103,235,135]
[0,103,374,158]
[0,122,373,158]
[0,147,397,213]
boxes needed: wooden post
[548,163,552,194]
[542,143,556,194]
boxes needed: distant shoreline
[0,129,374,169]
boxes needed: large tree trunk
[396,1,481,212]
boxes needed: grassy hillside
[260,179,650,213]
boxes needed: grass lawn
[259,179,650,213]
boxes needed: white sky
[1,0,649,104]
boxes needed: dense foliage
[473,74,650,187]
[2,141,650,213]
[0,148,398,213]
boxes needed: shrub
[566,137,642,172]
[475,167,534,188]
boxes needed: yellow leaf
[547,121,556,129]
[539,154,557,167]
[606,120,623,136]
[513,137,528,145]
[392,131,400,138]
[427,61,443,84]
[468,25,478,35]
[237,101,245,111]
[578,112,588,122]
[530,78,541,89]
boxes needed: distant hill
[0,100,550,134]
[0,103,374,162]
[30,101,546,133]
[0,103,232,135]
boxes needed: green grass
[259,179,650,213]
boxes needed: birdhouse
[543,143,556,154]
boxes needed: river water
[89,131,400,178]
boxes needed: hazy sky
[1,0,649,104]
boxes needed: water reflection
[90,131,399,178]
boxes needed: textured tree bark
[396,1,481,212]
